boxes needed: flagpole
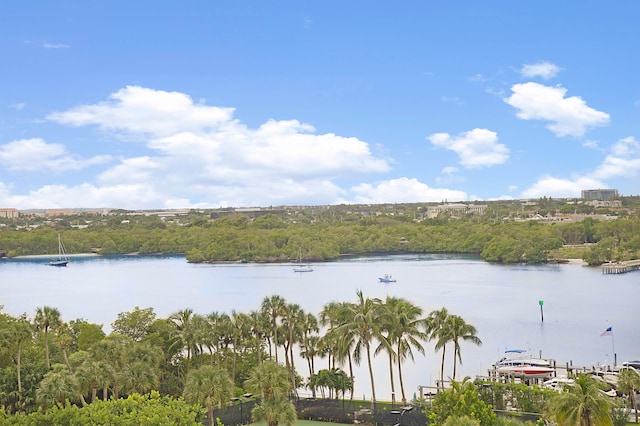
[611,332,616,366]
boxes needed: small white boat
[293,248,313,272]
[378,274,396,283]
[543,377,574,391]
[494,349,555,379]
[49,234,69,267]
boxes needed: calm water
[1,254,639,400]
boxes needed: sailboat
[293,248,313,272]
[49,234,69,267]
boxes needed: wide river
[1,253,639,401]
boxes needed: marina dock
[602,259,640,274]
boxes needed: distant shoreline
[563,258,588,265]
[4,252,590,267]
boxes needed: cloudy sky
[1,1,639,209]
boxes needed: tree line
[0,293,483,423]
[2,291,639,425]
[2,214,640,265]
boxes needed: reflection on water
[1,254,639,400]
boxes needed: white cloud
[10,102,26,110]
[13,85,394,208]
[519,61,561,80]
[43,43,70,49]
[47,86,236,138]
[435,166,464,185]
[441,96,462,105]
[427,128,509,168]
[351,177,468,204]
[521,136,640,199]
[504,82,610,137]
[0,138,111,172]
[592,137,640,179]
[521,175,606,199]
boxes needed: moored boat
[378,274,396,283]
[49,234,69,267]
[293,248,313,272]
[494,349,555,379]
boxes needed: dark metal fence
[215,398,427,426]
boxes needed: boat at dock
[493,349,555,379]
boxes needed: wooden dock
[602,259,640,274]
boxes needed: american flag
[600,326,613,336]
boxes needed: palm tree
[618,368,640,423]
[90,333,132,399]
[547,374,613,426]
[205,311,225,366]
[34,306,62,369]
[320,301,356,402]
[183,365,233,426]
[169,308,197,374]
[261,295,287,363]
[72,351,114,403]
[426,307,452,389]
[379,296,427,403]
[334,290,382,410]
[245,361,297,426]
[4,315,32,394]
[248,309,268,364]
[35,364,79,409]
[374,307,398,406]
[448,315,482,380]
[229,311,250,387]
[300,334,321,388]
[250,397,297,426]
[119,361,158,395]
[281,303,304,395]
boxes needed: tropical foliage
[546,374,614,426]
[2,204,640,265]
[426,377,496,426]
[0,391,203,425]
[0,291,635,424]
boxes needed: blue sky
[1,1,639,209]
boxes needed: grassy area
[250,422,352,426]
[549,245,589,260]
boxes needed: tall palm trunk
[439,345,447,390]
[397,341,406,403]
[44,327,51,369]
[17,341,22,393]
[348,353,355,402]
[207,405,215,426]
[388,351,396,405]
[288,340,298,398]
[60,346,88,406]
[231,336,238,388]
[365,342,376,409]
[452,347,458,380]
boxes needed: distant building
[425,203,487,219]
[210,207,286,220]
[581,189,619,201]
[45,209,75,217]
[585,199,622,208]
[0,208,19,219]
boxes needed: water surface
[2,254,638,400]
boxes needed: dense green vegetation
[2,200,640,266]
[1,292,637,425]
